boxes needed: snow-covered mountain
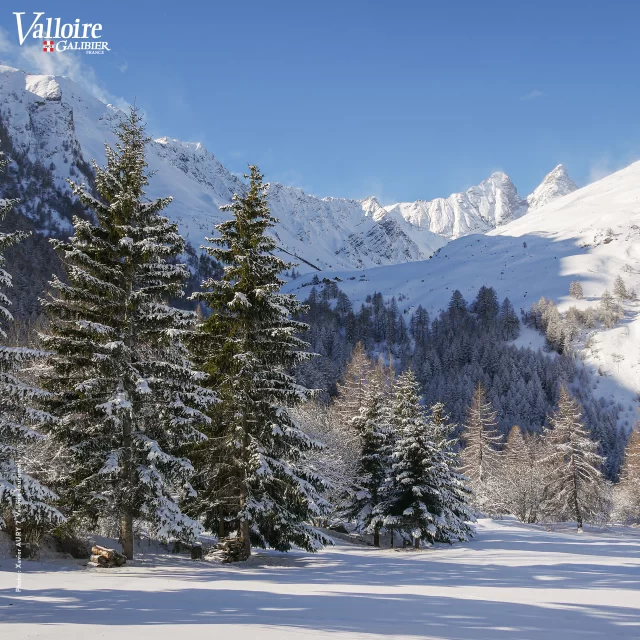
[526,164,578,211]
[286,161,640,427]
[0,65,575,272]
[385,166,578,239]
[385,172,526,238]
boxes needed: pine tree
[460,382,503,512]
[0,153,63,531]
[448,290,467,318]
[542,385,605,531]
[189,166,328,557]
[39,109,213,559]
[428,402,474,541]
[498,297,520,340]
[379,371,473,547]
[343,365,391,546]
[472,286,499,328]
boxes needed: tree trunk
[241,518,251,558]
[121,401,134,560]
[373,523,380,548]
[414,536,420,549]
[571,452,583,532]
[218,517,225,540]
[121,510,134,560]
[390,527,394,549]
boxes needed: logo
[14,12,111,54]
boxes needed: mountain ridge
[0,64,577,272]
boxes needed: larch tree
[569,281,583,299]
[500,426,545,523]
[39,109,213,559]
[599,289,622,328]
[460,382,503,513]
[189,166,328,558]
[326,342,376,494]
[613,424,640,523]
[613,275,629,301]
[333,342,375,429]
[0,153,63,533]
[542,385,605,531]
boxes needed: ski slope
[286,160,640,423]
[1,518,639,639]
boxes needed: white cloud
[0,26,128,110]
[521,89,546,101]
[118,61,128,73]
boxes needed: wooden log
[89,546,126,568]
[113,553,127,567]
[91,545,115,561]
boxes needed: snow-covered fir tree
[542,385,606,531]
[38,109,213,558]
[497,297,520,340]
[379,371,473,547]
[426,402,474,540]
[471,285,499,328]
[0,153,63,533]
[460,382,503,513]
[189,166,328,557]
[342,364,391,546]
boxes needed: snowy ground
[1,519,639,639]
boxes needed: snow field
[1,518,639,639]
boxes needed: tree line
[300,340,638,541]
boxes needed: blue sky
[1,1,640,204]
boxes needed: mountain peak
[486,171,512,183]
[527,164,577,211]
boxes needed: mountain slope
[0,65,574,273]
[286,161,640,424]
[0,65,442,271]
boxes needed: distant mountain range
[0,64,577,272]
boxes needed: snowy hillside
[0,65,573,272]
[286,161,640,422]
